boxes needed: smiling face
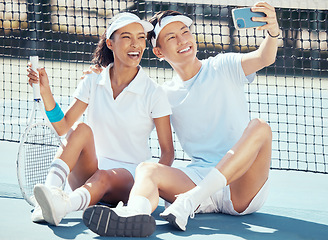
[153,21,197,67]
[107,22,146,69]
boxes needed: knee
[248,118,272,142]
[95,169,133,184]
[67,122,94,140]
[136,162,160,179]
[94,169,114,186]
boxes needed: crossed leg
[55,122,134,205]
[131,118,272,214]
[34,122,134,226]
[216,118,271,212]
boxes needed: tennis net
[0,0,327,173]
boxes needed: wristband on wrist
[45,102,64,123]
[268,30,280,38]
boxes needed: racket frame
[17,56,63,206]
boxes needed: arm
[27,66,87,136]
[154,116,175,166]
[241,2,280,76]
[52,99,88,136]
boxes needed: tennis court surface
[1,0,328,239]
[1,141,328,240]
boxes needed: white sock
[45,159,70,188]
[186,168,227,211]
[127,195,152,215]
[66,187,91,214]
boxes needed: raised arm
[154,116,175,166]
[27,66,87,136]
[241,2,280,76]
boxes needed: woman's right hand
[27,63,51,95]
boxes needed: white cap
[151,15,193,47]
[106,12,154,39]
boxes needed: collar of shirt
[173,61,204,90]
[98,64,148,95]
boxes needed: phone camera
[236,18,245,28]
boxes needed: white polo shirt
[163,53,255,169]
[73,64,172,165]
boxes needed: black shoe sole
[160,213,184,231]
[83,205,156,237]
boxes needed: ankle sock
[45,159,70,188]
[186,168,227,211]
[66,187,91,213]
[127,195,152,215]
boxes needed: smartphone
[232,7,266,30]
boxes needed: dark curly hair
[91,31,114,68]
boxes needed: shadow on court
[42,206,328,240]
[155,211,328,240]
[1,142,327,240]
[47,219,89,240]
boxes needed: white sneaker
[160,193,195,231]
[83,202,156,237]
[33,184,70,226]
[31,203,45,223]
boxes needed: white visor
[151,15,193,47]
[106,12,154,39]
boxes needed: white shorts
[179,166,269,216]
[98,156,138,178]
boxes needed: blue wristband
[45,102,64,123]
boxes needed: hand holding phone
[232,7,266,30]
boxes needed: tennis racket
[17,56,62,206]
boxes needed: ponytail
[92,31,114,67]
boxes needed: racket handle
[30,56,41,100]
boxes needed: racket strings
[22,125,61,197]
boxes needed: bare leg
[130,163,196,212]
[84,168,134,206]
[217,118,272,212]
[55,122,98,190]
[130,119,271,214]
[154,118,272,231]
[54,122,136,206]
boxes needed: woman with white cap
[82,2,279,237]
[27,12,174,232]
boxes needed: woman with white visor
[28,12,174,229]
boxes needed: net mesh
[1,0,327,173]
